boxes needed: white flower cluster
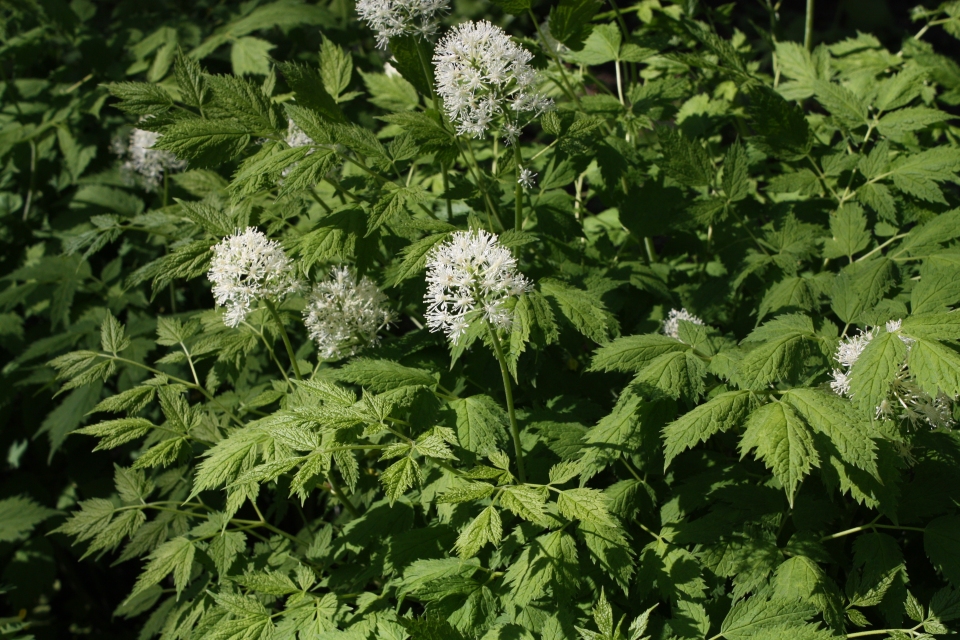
[424,230,532,342]
[830,321,954,429]
[433,20,553,139]
[303,267,394,360]
[356,0,449,48]
[517,167,537,190]
[208,228,300,328]
[662,308,704,340]
[113,128,186,190]
[285,120,314,149]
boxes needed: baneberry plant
[5,0,960,639]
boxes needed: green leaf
[745,84,812,160]
[877,107,953,137]
[926,516,960,586]
[823,203,871,259]
[906,336,960,399]
[548,0,601,50]
[739,401,819,506]
[489,0,530,14]
[129,536,196,600]
[830,258,896,324]
[634,350,706,401]
[848,329,907,413]
[333,358,436,392]
[722,139,750,202]
[720,597,832,640]
[320,36,352,98]
[902,311,960,341]
[557,487,617,529]
[498,484,547,526]
[103,82,173,115]
[360,69,420,112]
[887,148,960,204]
[781,388,878,478]
[663,390,755,466]
[540,279,618,344]
[230,36,275,75]
[772,557,845,631]
[381,456,421,504]
[455,505,502,558]
[589,334,688,373]
[0,496,59,543]
[451,395,510,457]
[911,261,960,314]
[278,61,345,123]
[387,35,433,97]
[153,119,250,168]
[571,24,621,65]
[657,126,714,187]
[100,312,130,354]
[75,418,154,451]
[737,315,817,389]
[813,80,869,127]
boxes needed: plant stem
[804,0,815,51]
[328,474,361,517]
[486,323,526,483]
[513,144,524,231]
[528,10,581,108]
[263,299,302,380]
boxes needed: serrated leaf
[907,336,960,400]
[663,390,755,465]
[129,536,195,600]
[781,388,878,478]
[333,358,436,392]
[451,395,510,457]
[823,203,870,259]
[540,279,618,344]
[455,505,502,558]
[848,330,907,413]
[739,401,819,506]
[0,496,59,543]
[590,334,688,373]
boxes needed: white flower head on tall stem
[662,308,704,340]
[114,128,186,191]
[424,230,532,342]
[303,267,395,360]
[518,167,537,190]
[356,0,449,48]
[208,228,300,328]
[434,20,553,139]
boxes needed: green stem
[327,474,361,518]
[513,144,524,232]
[486,323,526,483]
[804,0,815,51]
[264,299,302,380]
[528,10,581,108]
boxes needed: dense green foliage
[5,0,960,638]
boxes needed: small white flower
[831,322,955,429]
[662,308,704,340]
[424,230,532,342]
[356,0,449,48]
[434,20,553,139]
[829,370,850,396]
[285,120,314,149]
[208,228,300,328]
[835,328,875,369]
[303,267,394,360]
[114,128,186,191]
[518,167,537,190]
